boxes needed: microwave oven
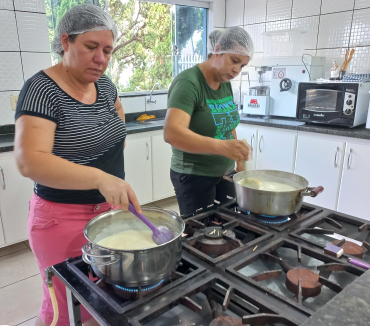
[296,82,370,127]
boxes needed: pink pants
[28,194,118,326]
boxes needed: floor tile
[153,196,178,207]
[0,249,40,288]
[0,242,28,257]
[18,316,37,326]
[0,275,43,325]
[158,202,180,215]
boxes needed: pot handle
[300,186,324,197]
[82,242,119,266]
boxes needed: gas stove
[50,201,370,326]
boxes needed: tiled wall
[215,0,370,103]
[0,0,51,126]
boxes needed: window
[45,0,207,92]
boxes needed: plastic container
[263,29,307,57]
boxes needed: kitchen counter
[301,269,370,326]
[3,117,370,153]
[239,116,370,140]
[0,120,165,153]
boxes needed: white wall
[221,0,370,103]
[0,0,51,126]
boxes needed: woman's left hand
[236,160,245,172]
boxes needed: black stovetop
[51,201,370,326]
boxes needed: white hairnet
[52,4,118,56]
[207,29,223,54]
[209,26,254,59]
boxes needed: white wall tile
[292,0,321,18]
[0,52,24,91]
[16,12,49,52]
[291,16,319,49]
[355,0,370,9]
[0,0,13,10]
[350,8,370,46]
[0,91,19,126]
[14,0,45,13]
[21,52,51,80]
[321,0,355,14]
[244,0,266,24]
[212,0,225,27]
[266,19,290,31]
[267,0,292,21]
[346,46,370,73]
[316,48,346,78]
[120,96,146,114]
[145,94,167,111]
[244,23,265,52]
[0,10,19,51]
[225,0,244,27]
[317,11,353,48]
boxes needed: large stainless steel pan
[82,207,185,287]
[229,170,323,216]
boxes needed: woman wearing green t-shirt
[164,27,253,216]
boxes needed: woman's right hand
[96,172,142,214]
[219,139,251,161]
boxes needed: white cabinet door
[295,136,345,210]
[235,124,258,170]
[0,153,34,244]
[338,143,370,221]
[124,134,153,205]
[151,133,175,201]
[256,128,297,172]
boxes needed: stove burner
[235,206,289,224]
[112,279,165,300]
[194,227,236,257]
[254,214,290,224]
[286,268,322,298]
[209,316,243,326]
[332,240,364,258]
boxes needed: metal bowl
[82,207,185,286]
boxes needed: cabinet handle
[347,148,353,170]
[250,134,255,150]
[146,142,149,160]
[0,167,5,190]
[259,135,263,153]
[334,147,339,167]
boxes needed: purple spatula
[128,203,174,245]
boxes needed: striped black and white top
[15,71,126,204]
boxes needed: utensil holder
[339,70,346,80]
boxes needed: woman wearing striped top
[14,4,139,326]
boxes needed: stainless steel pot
[82,207,185,287]
[249,86,270,96]
[231,170,323,216]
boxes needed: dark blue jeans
[170,169,235,216]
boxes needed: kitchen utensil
[241,139,260,188]
[348,258,370,270]
[340,47,355,72]
[128,202,174,245]
[230,170,324,216]
[82,207,184,286]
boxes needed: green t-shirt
[167,65,240,177]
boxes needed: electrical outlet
[10,95,19,111]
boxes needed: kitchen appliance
[227,170,323,216]
[47,197,370,326]
[242,86,271,116]
[82,207,184,286]
[243,57,325,118]
[297,81,370,127]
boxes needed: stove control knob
[344,108,353,115]
[346,99,353,105]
